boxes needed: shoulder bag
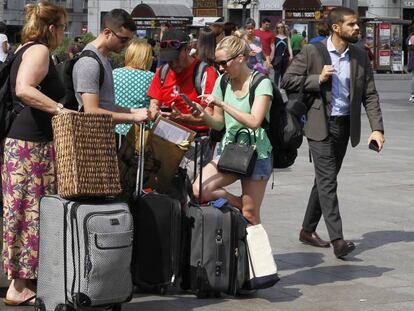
[217,127,257,177]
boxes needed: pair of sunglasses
[215,55,239,67]
[160,40,188,49]
[109,28,131,44]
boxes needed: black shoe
[333,239,355,258]
[299,229,330,248]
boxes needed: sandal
[3,295,36,306]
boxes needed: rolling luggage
[182,139,249,298]
[131,123,182,293]
[36,196,133,311]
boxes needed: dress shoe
[299,229,330,248]
[333,239,356,258]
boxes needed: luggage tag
[212,198,228,209]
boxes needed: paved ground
[1,77,414,310]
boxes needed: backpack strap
[79,50,105,89]
[193,61,208,95]
[220,73,229,99]
[159,63,170,86]
[248,71,270,129]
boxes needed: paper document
[152,117,196,145]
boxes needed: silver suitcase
[36,195,133,311]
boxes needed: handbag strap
[234,127,257,145]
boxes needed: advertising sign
[377,23,391,70]
[391,24,403,72]
[379,50,391,66]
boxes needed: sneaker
[409,95,414,101]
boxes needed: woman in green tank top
[189,35,273,225]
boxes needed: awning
[131,3,192,18]
[283,0,322,10]
[192,17,222,27]
[131,3,193,29]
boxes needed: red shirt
[147,59,218,132]
[255,29,275,57]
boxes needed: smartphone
[179,93,198,110]
[368,140,380,152]
[160,106,172,112]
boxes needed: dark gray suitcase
[130,123,182,293]
[183,139,248,298]
[35,196,133,311]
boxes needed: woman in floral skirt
[1,1,69,306]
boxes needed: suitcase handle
[134,123,145,197]
[196,137,204,205]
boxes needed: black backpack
[219,71,306,169]
[0,43,36,142]
[55,49,104,111]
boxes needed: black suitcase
[131,123,182,293]
[182,139,248,298]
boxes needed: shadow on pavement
[351,230,414,256]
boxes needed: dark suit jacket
[281,40,384,147]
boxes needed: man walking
[255,18,275,71]
[281,7,385,258]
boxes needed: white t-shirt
[0,34,8,62]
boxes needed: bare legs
[193,159,269,225]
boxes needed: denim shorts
[245,154,273,181]
[216,153,273,181]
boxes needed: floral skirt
[1,138,56,279]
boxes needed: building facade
[1,0,88,42]
[0,0,412,40]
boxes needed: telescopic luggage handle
[194,136,204,205]
[135,122,145,198]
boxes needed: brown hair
[328,7,356,31]
[124,40,153,71]
[21,1,67,50]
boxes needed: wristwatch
[55,103,64,114]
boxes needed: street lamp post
[235,0,252,27]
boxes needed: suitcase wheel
[213,291,221,298]
[34,298,45,311]
[55,303,74,311]
[195,289,208,299]
[160,286,166,295]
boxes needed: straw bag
[52,113,121,198]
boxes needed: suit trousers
[302,116,350,241]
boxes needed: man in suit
[281,7,385,258]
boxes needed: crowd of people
[0,1,386,306]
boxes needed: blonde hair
[21,1,67,50]
[216,35,249,58]
[277,23,289,37]
[124,40,153,71]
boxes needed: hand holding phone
[160,106,172,112]
[179,93,197,109]
[368,140,380,152]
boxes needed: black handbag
[217,128,258,177]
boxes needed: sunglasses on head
[215,55,239,67]
[160,40,188,49]
[108,28,131,44]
